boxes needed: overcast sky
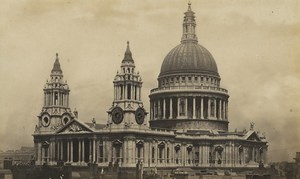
[0,0,299,162]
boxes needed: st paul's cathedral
[33,3,268,171]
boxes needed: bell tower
[35,53,74,134]
[107,42,147,128]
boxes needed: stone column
[207,98,211,119]
[89,140,92,162]
[97,140,100,163]
[82,140,85,163]
[222,101,225,120]
[139,86,141,101]
[183,145,186,166]
[225,101,228,120]
[37,143,42,164]
[163,98,166,119]
[127,139,130,164]
[93,138,96,162]
[70,140,73,163]
[141,146,144,162]
[53,141,56,163]
[185,97,188,118]
[41,147,45,164]
[103,140,107,163]
[124,84,127,99]
[45,93,48,106]
[67,141,70,162]
[153,101,156,120]
[170,98,173,119]
[61,92,64,106]
[214,98,217,118]
[224,145,228,166]
[202,145,207,165]
[199,145,202,165]
[59,92,61,106]
[122,140,126,164]
[154,142,158,164]
[114,86,116,100]
[132,84,135,100]
[49,141,52,163]
[132,140,136,164]
[193,96,196,119]
[200,97,204,119]
[60,141,63,161]
[149,100,153,120]
[230,144,233,166]
[144,141,148,166]
[157,100,161,119]
[177,97,180,118]
[78,140,81,163]
[219,99,222,120]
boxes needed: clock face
[135,107,145,125]
[41,115,50,127]
[111,107,124,124]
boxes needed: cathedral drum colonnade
[33,3,268,170]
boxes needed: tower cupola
[36,53,74,134]
[107,42,147,128]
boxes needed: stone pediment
[244,131,261,142]
[56,119,94,134]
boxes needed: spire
[51,53,63,73]
[181,2,198,43]
[122,41,134,63]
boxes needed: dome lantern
[181,2,198,44]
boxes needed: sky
[0,0,299,162]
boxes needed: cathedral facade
[33,3,268,170]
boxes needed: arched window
[158,142,165,163]
[215,146,223,164]
[175,145,180,164]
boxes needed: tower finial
[122,41,134,63]
[188,1,192,11]
[51,53,62,73]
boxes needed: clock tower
[107,42,147,128]
[36,53,74,134]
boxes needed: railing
[150,85,228,93]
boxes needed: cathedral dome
[159,43,219,77]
